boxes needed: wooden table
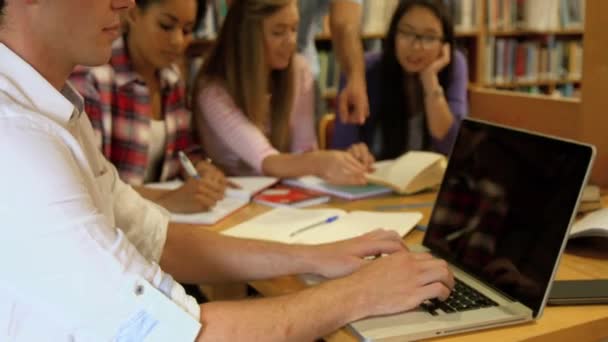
[195,192,608,341]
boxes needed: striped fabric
[69,37,197,186]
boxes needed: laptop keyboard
[420,278,498,316]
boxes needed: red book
[253,185,330,208]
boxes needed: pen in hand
[178,151,200,180]
[290,215,339,237]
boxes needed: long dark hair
[135,0,164,10]
[375,0,454,160]
[0,0,5,22]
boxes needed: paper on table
[570,207,608,239]
[146,176,277,200]
[170,197,248,225]
[225,176,278,200]
[221,207,423,244]
[144,177,277,224]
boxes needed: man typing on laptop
[0,1,454,341]
[351,118,594,341]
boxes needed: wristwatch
[425,86,444,100]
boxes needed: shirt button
[135,284,144,296]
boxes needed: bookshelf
[188,1,585,99]
[470,0,608,187]
[307,0,586,99]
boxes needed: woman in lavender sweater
[332,0,468,161]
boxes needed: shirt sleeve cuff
[253,148,279,174]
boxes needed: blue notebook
[283,176,392,200]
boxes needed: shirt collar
[0,43,82,126]
[110,36,181,89]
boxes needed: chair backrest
[318,113,336,150]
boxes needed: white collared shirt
[0,44,200,340]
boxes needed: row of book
[487,0,585,31]
[195,0,585,39]
[195,0,229,39]
[503,83,580,98]
[443,0,479,32]
[327,0,480,37]
[318,50,341,99]
[484,37,583,86]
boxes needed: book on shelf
[366,151,447,195]
[317,50,341,98]
[486,0,585,31]
[194,0,229,39]
[485,37,583,90]
[221,207,423,244]
[145,176,278,225]
[253,185,330,208]
[444,0,478,32]
[361,0,399,36]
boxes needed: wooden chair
[318,113,336,150]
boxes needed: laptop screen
[423,118,594,317]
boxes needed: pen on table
[178,151,200,180]
[289,215,339,237]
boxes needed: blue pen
[178,151,200,180]
[289,215,339,237]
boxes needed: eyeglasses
[397,30,443,50]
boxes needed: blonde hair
[194,0,295,152]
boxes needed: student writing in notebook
[193,0,372,185]
[69,0,227,213]
[332,0,468,160]
[0,0,454,339]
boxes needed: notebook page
[170,197,249,225]
[221,207,346,243]
[293,211,423,244]
[226,177,278,200]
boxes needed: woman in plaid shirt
[70,0,228,214]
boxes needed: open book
[577,184,602,213]
[366,151,447,195]
[221,207,423,244]
[145,177,278,224]
[570,207,608,239]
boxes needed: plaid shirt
[69,37,197,186]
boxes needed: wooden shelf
[488,28,584,36]
[487,78,582,88]
[187,37,216,57]
[455,29,480,37]
[315,29,480,41]
[315,32,385,41]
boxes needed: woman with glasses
[331,0,468,161]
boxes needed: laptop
[350,118,595,341]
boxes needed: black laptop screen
[423,119,593,317]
